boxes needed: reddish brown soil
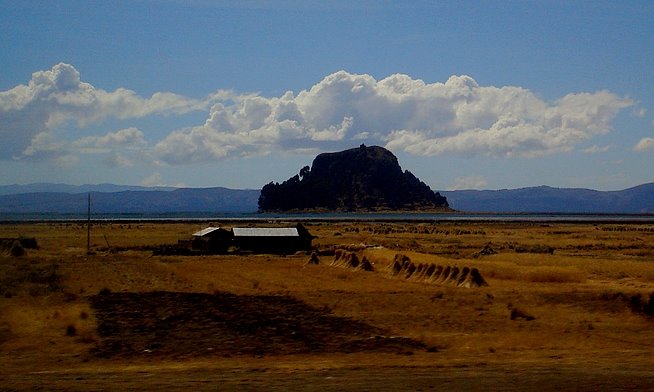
[90,291,428,359]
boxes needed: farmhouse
[232,225,313,254]
[191,227,231,253]
[188,224,313,254]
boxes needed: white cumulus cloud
[73,127,146,150]
[153,70,633,164]
[103,153,134,168]
[582,144,611,154]
[448,175,489,190]
[632,108,647,117]
[140,172,164,187]
[21,127,147,165]
[3,65,634,165]
[0,63,216,159]
[634,137,654,152]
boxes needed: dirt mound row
[386,254,488,288]
[89,291,427,358]
[332,249,374,271]
[329,250,487,288]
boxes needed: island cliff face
[258,145,449,212]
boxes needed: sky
[1,0,653,191]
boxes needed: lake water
[1,211,653,223]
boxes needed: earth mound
[258,145,448,211]
[387,254,488,288]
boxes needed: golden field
[1,220,654,391]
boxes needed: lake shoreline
[1,211,654,224]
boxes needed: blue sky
[1,0,653,191]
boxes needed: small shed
[232,224,313,254]
[191,226,231,253]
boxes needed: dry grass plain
[1,220,654,391]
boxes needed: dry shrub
[307,251,320,265]
[18,237,38,249]
[66,324,77,337]
[627,292,654,316]
[98,287,112,296]
[10,241,25,257]
[510,307,535,321]
[0,238,38,256]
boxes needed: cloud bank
[1,64,634,165]
[0,63,214,160]
[448,175,489,191]
[154,71,633,163]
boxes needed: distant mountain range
[0,186,260,214]
[0,182,652,214]
[441,183,654,213]
[0,183,176,195]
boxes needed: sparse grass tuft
[98,287,112,296]
[510,307,536,321]
[627,292,654,316]
[10,242,25,257]
[66,324,77,337]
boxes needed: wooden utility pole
[87,193,91,254]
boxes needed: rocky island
[258,145,449,212]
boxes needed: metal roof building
[232,224,312,254]
[185,224,313,255]
[193,227,224,237]
[190,226,231,252]
[232,227,300,237]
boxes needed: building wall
[233,236,311,254]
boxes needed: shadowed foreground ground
[89,291,427,358]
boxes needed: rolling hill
[441,183,654,213]
[1,182,652,214]
[0,187,260,214]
